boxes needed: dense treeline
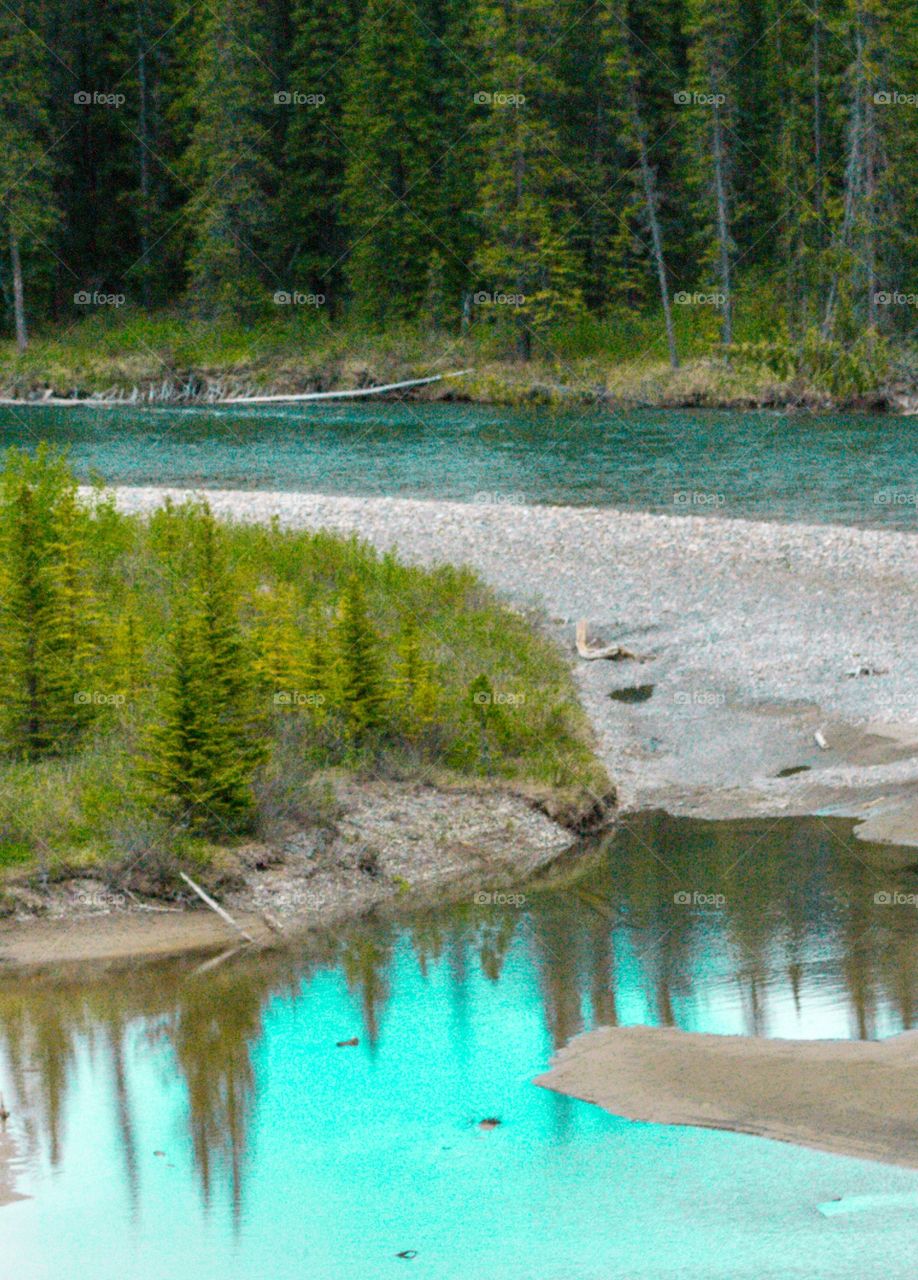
[1,0,916,362]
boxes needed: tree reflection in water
[1,813,916,1220]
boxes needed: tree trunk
[711,101,733,352]
[812,1,824,233]
[822,17,864,338]
[9,227,27,353]
[136,0,153,309]
[629,83,679,369]
[513,41,529,362]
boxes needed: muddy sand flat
[537,1024,918,1170]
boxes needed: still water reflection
[2,814,918,1279]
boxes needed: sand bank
[537,1024,918,1170]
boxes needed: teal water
[3,815,918,1278]
[1,402,915,528]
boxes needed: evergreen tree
[340,0,440,321]
[759,1,824,336]
[301,599,330,726]
[178,0,279,316]
[471,0,585,358]
[392,616,439,738]
[822,0,918,338]
[682,0,741,348]
[0,450,96,757]
[0,0,916,363]
[600,0,681,365]
[282,0,359,307]
[110,0,184,307]
[253,583,306,699]
[143,504,264,834]
[333,576,385,743]
[109,599,148,699]
[0,0,59,349]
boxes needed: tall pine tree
[0,450,97,757]
[471,0,585,358]
[143,503,265,834]
[340,0,440,322]
[178,0,279,316]
[282,0,359,308]
[0,1,60,349]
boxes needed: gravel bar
[102,488,918,836]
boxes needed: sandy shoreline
[102,487,918,844]
[536,1024,918,1170]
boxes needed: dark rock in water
[478,1117,501,1131]
[609,684,655,704]
[336,1037,359,1047]
[396,1250,418,1260]
[775,765,811,778]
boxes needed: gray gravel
[102,487,918,833]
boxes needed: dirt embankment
[0,779,606,968]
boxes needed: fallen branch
[220,368,473,404]
[179,871,257,945]
[0,368,474,409]
[575,619,642,662]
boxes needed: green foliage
[333,576,386,745]
[731,329,891,398]
[0,453,605,876]
[177,0,279,317]
[142,504,266,835]
[392,617,440,739]
[283,0,360,306]
[0,448,97,758]
[0,0,916,369]
[0,0,60,344]
[471,0,585,356]
[340,0,440,321]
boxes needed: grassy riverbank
[2,311,914,411]
[0,455,610,917]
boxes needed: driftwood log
[0,369,473,409]
[575,619,641,662]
